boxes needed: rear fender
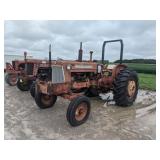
[112,64,127,78]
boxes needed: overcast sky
[4,20,156,61]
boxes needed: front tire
[66,96,91,126]
[30,81,35,97]
[113,69,138,107]
[35,92,57,109]
[17,78,30,91]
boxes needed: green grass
[126,63,156,90]
[138,73,156,91]
[113,63,156,90]
[113,63,156,74]
[126,63,156,74]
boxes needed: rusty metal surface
[75,102,88,121]
[98,76,113,88]
[5,59,57,85]
[36,60,128,100]
[37,81,70,95]
[111,64,127,78]
[5,59,56,75]
[61,93,82,100]
[72,81,90,89]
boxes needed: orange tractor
[32,39,138,126]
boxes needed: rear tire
[66,96,91,126]
[35,92,57,109]
[113,69,138,107]
[17,78,30,91]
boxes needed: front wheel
[30,81,35,97]
[66,96,91,126]
[35,92,57,109]
[17,78,30,91]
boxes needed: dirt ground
[4,82,156,140]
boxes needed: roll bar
[101,39,123,64]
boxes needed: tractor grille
[52,66,65,84]
[26,63,34,75]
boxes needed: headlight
[67,64,72,70]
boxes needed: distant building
[4,54,33,67]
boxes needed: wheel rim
[128,80,136,97]
[9,74,17,85]
[19,79,29,90]
[75,102,88,121]
[41,94,53,106]
[20,79,27,85]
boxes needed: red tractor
[16,52,55,92]
[5,60,21,86]
[4,53,43,87]
[17,53,54,94]
[4,52,54,91]
[32,39,138,126]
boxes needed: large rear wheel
[113,69,138,107]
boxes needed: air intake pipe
[24,51,27,73]
[89,51,93,61]
[78,42,83,62]
[49,44,51,67]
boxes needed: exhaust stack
[89,51,93,61]
[49,44,51,67]
[78,42,83,62]
[24,51,27,61]
[24,51,27,73]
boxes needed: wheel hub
[75,103,88,121]
[20,79,27,85]
[128,80,136,97]
[41,94,53,106]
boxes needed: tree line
[114,59,156,64]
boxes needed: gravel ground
[4,82,156,140]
